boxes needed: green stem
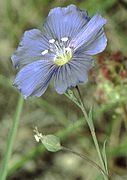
[65,87,109,179]
[81,105,107,177]
[76,87,108,180]
[82,105,104,166]
[62,146,108,177]
[122,103,127,130]
[0,95,24,180]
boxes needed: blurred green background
[0,0,127,179]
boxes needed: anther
[49,39,55,44]
[61,37,68,42]
[41,49,48,55]
[65,47,71,52]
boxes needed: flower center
[41,37,72,66]
[54,46,72,66]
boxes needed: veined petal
[70,13,107,51]
[54,55,93,94]
[78,29,107,55]
[13,60,56,98]
[43,4,89,41]
[11,29,54,69]
[71,53,94,71]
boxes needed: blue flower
[11,5,107,98]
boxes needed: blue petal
[11,29,54,69]
[43,4,89,41]
[13,60,56,98]
[54,54,93,94]
[77,29,107,55]
[70,13,107,51]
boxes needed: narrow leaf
[88,106,95,131]
[102,140,108,175]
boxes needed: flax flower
[11,5,107,98]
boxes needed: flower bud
[41,135,62,152]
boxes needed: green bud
[41,135,62,152]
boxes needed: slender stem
[0,95,24,180]
[122,103,127,130]
[80,103,105,170]
[62,146,108,177]
[75,87,108,180]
